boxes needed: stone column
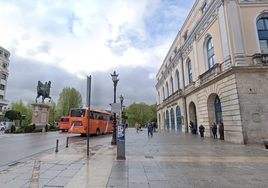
[226,0,248,67]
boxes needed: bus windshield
[61,118,69,122]
[70,109,86,117]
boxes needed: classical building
[0,46,10,115]
[156,0,268,144]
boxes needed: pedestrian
[199,124,205,137]
[189,120,194,133]
[135,122,139,133]
[219,120,224,140]
[152,122,156,132]
[211,123,217,139]
[126,123,128,129]
[148,123,153,136]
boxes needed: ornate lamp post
[122,105,125,124]
[111,71,119,145]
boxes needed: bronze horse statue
[36,80,52,103]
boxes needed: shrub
[34,129,42,132]
[10,125,16,133]
[45,124,48,132]
[13,130,22,134]
[32,124,36,131]
[5,129,10,133]
[50,124,57,130]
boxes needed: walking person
[152,122,156,132]
[189,120,194,133]
[199,124,205,137]
[211,123,217,139]
[219,120,224,140]
[148,123,153,137]
[135,122,139,133]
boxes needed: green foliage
[5,110,21,121]
[45,124,48,132]
[9,100,33,125]
[57,87,83,117]
[34,129,42,132]
[10,125,16,133]
[5,129,10,133]
[126,102,157,127]
[13,130,22,134]
[50,124,57,130]
[24,124,36,133]
[46,100,57,124]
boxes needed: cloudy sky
[0,0,195,110]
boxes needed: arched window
[170,77,174,94]
[176,70,180,90]
[162,87,165,100]
[257,17,268,53]
[166,82,169,97]
[215,96,222,124]
[187,60,193,84]
[207,38,215,69]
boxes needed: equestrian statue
[36,80,52,103]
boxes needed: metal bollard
[55,139,59,152]
[66,137,69,148]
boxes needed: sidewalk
[0,128,268,188]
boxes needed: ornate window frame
[254,10,268,53]
[203,33,216,71]
[186,58,193,84]
[170,76,174,94]
[166,81,169,97]
[176,69,180,90]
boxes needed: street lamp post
[111,71,119,145]
[122,105,125,124]
[119,95,124,124]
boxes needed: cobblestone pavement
[0,128,267,188]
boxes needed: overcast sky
[0,0,195,110]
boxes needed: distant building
[156,0,268,144]
[0,46,10,115]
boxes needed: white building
[0,46,10,114]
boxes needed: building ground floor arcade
[157,67,268,144]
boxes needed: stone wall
[235,68,268,144]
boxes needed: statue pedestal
[32,103,50,129]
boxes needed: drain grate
[145,156,154,159]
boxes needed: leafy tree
[57,87,83,117]
[5,110,21,121]
[46,99,56,123]
[10,100,34,126]
[125,102,157,127]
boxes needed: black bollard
[55,139,59,152]
[66,137,69,148]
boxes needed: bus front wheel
[96,128,100,136]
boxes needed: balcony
[157,89,183,111]
[252,53,268,66]
[198,63,221,85]
[0,99,9,106]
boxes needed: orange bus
[68,108,115,136]
[59,116,69,132]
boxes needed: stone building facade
[0,46,10,115]
[156,0,268,144]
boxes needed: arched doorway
[176,106,182,132]
[170,108,175,131]
[166,110,170,130]
[215,96,222,124]
[189,102,197,133]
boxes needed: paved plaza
[0,128,267,188]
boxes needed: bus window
[110,116,113,121]
[99,115,103,120]
[70,109,86,117]
[90,113,94,119]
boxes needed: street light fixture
[111,71,119,145]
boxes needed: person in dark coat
[199,124,205,137]
[218,120,224,140]
[189,120,194,133]
[211,123,217,139]
[152,122,156,132]
[148,123,153,137]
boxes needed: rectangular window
[0,85,4,90]
[1,74,6,80]
[2,64,6,69]
[260,40,268,53]
[0,95,3,99]
[202,3,207,13]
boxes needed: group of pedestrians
[135,121,156,137]
[190,120,224,140]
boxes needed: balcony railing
[252,53,268,66]
[198,63,221,85]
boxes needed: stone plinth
[32,103,50,129]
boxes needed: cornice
[238,0,268,4]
